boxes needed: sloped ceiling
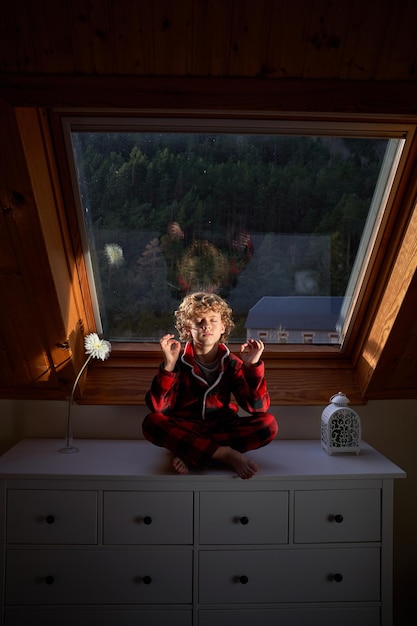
[1,0,417,81]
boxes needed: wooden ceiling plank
[339,0,392,80]
[68,0,113,74]
[260,0,289,78]
[374,0,417,80]
[190,0,233,77]
[68,0,96,74]
[24,0,74,74]
[1,1,38,73]
[89,0,114,74]
[2,0,417,82]
[107,0,153,75]
[227,0,269,76]
[150,0,193,75]
[270,0,315,78]
[302,0,354,79]
[2,75,417,114]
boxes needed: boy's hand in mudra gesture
[160,334,182,372]
[240,339,265,367]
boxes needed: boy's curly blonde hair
[175,292,235,342]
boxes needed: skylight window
[63,117,406,346]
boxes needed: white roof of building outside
[245,296,344,331]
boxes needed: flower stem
[64,354,92,448]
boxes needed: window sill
[81,342,362,406]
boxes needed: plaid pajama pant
[142,409,278,470]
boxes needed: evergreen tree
[72,131,387,339]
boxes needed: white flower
[84,333,112,361]
[60,333,111,452]
[104,243,124,266]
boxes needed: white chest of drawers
[0,439,405,626]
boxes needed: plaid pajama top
[145,341,271,420]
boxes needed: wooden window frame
[2,77,417,406]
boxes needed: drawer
[5,609,192,626]
[5,548,192,605]
[198,607,380,626]
[199,491,288,544]
[294,489,381,543]
[199,547,380,603]
[6,490,97,544]
[103,491,193,544]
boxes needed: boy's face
[187,309,225,349]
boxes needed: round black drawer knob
[45,515,55,524]
[44,575,55,585]
[333,573,343,583]
[239,575,249,584]
[143,575,152,584]
[143,516,153,525]
[334,514,344,523]
[240,516,249,525]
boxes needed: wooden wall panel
[0,102,55,389]
[0,102,89,397]
[80,350,363,406]
[367,270,417,397]
[357,194,417,397]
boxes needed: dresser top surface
[0,439,406,482]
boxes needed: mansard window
[63,116,407,347]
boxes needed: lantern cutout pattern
[321,392,361,455]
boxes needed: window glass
[67,121,399,344]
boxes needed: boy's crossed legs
[142,410,278,479]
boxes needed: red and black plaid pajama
[142,409,278,470]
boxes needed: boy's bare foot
[172,456,188,474]
[212,446,259,479]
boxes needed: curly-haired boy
[143,292,278,479]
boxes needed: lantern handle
[329,391,350,405]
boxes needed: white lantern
[321,391,361,455]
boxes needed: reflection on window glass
[70,130,389,344]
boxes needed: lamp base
[59,445,79,453]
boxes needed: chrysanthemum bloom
[84,333,112,361]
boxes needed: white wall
[0,398,324,444]
[0,396,415,443]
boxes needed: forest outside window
[63,117,407,348]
